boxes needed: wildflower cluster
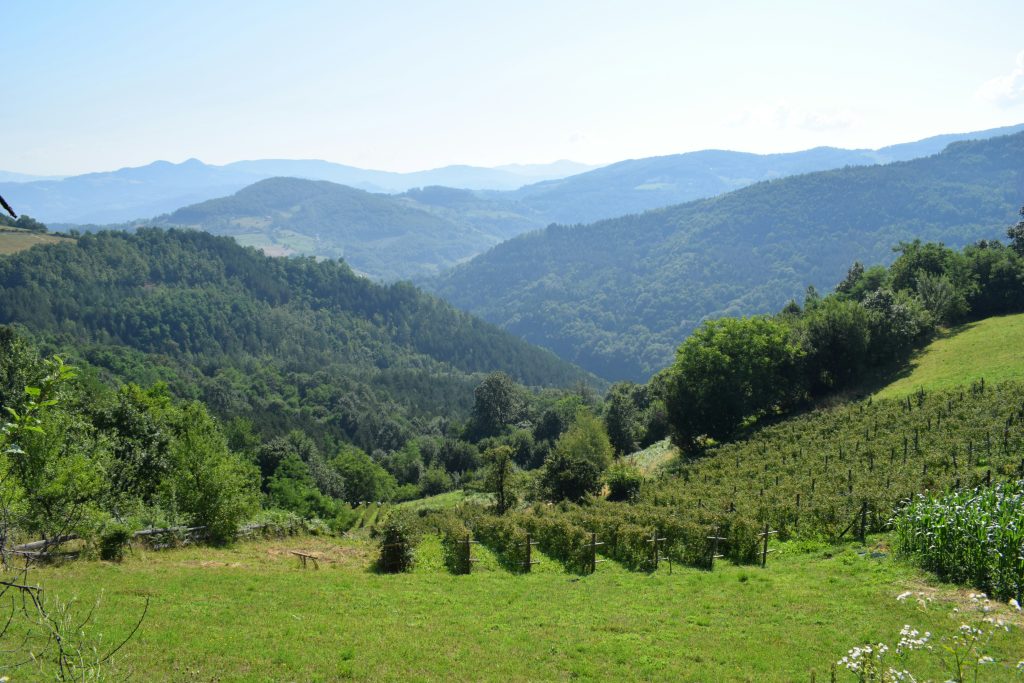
[836,591,1022,682]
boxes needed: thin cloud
[976,51,1024,107]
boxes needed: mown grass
[624,438,678,474]
[876,313,1024,400]
[22,535,1024,681]
[394,490,493,513]
[0,229,73,255]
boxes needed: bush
[99,523,133,562]
[161,403,260,544]
[376,510,420,573]
[470,513,529,572]
[435,513,472,575]
[246,509,306,537]
[330,505,360,533]
[419,466,454,497]
[605,462,644,502]
[519,508,591,574]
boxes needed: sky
[3,0,1024,175]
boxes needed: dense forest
[427,132,1024,380]
[0,229,595,452]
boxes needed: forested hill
[501,123,1024,225]
[157,177,515,281]
[425,131,1024,382]
[0,229,594,452]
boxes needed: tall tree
[469,372,525,439]
[663,316,804,449]
[541,411,613,502]
[481,445,518,514]
[1008,205,1024,256]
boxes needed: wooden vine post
[707,526,726,571]
[647,529,669,573]
[588,532,605,574]
[465,533,479,573]
[758,523,777,568]
[522,533,539,572]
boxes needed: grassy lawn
[875,313,1024,400]
[0,229,73,255]
[21,536,1024,681]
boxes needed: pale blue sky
[3,0,1024,175]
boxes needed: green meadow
[25,535,1024,682]
[876,313,1024,400]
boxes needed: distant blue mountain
[502,123,1024,224]
[0,158,596,224]
[2,123,1020,230]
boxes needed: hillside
[0,229,594,453]
[426,132,1024,381]
[875,313,1024,400]
[0,226,74,255]
[501,123,1024,225]
[157,177,508,280]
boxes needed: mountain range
[3,124,1021,230]
[498,122,1024,225]
[0,158,595,224]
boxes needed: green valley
[426,132,1024,380]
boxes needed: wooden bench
[291,551,320,569]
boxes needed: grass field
[875,313,1024,400]
[22,535,1024,681]
[0,228,74,255]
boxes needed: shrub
[376,510,420,573]
[471,514,529,572]
[605,462,643,501]
[419,466,454,497]
[519,508,591,573]
[435,513,472,575]
[99,523,132,562]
